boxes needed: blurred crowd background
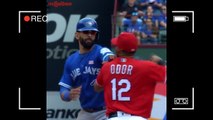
[113,0,167,45]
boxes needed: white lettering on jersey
[110,64,133,75]
[90,79,96,86]
[70,68,81,80]
[83,66,100,75]
[70,67,100,80]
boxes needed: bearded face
[79,36,95,49]
[76,31,97,50]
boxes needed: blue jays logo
[85,21,93,27]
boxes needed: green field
[112,46,166,60]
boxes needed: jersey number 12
[111,78,131,101]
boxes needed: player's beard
[79,37,95,49]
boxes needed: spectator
[158,5,167,30]
[141,18,159,44]
[119,0,144,19]
[140,0,163,14]
[143,6,159,28]
[122,12,144,45]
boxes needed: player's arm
[149,54,167,83]
[58,57,81,101]
[60,85,81,101]
[60,86,81,101]
[94,81,103,92]
[149,54,166,66]
[59,58,72,101]
[94,66,105,92]
[149,62,166,83]
[60,86,71,101]
[100,47,115,64]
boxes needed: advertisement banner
[47,92,81,120]
[47,84,166,120]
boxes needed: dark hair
[121,50,136,56]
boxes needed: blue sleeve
[58,58,72,89]
[163,113,167,120]
[99,47,114,62]
[123,19,129,25]
[123,19,130,32]
[60,86,71,101]
[156,0,161,3]
[140,0,147,3]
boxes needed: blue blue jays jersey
[59,44,114,109]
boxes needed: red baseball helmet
[111,32,138,52]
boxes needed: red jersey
[96,57,166,118]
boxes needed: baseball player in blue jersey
[58,17,114,120]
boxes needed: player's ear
[115,47,121,57]
[115,47,121,53]
[75,32,80,40]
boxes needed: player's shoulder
[66,50,78,62]
[94,44,102,48]
[92,44,102,52]
[139,60,158,67]
[92,44,101,50]
[140,60,166,72]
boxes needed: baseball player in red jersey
[94,32,166,120]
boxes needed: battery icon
[173,16,189,22]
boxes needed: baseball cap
[111,32,138,52]
[131,12,138,16]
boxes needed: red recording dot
[24,16,30,22]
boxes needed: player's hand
[102,55,116,64]
[150,54,166,65]
[149,54,162,64]
[70,86,81,101]
[108,55,116,61]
